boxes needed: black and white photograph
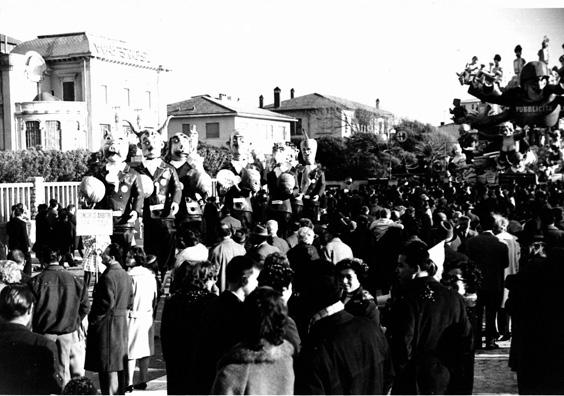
[0,0,563,394]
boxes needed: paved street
[60,266,518,395]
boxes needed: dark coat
[6,217,30,252]
[464,232,508,294]
[287,243,320,294]
[388,276,473,395]
[135,160,182,221]
[295,309,392,395]
[343,286,380,327]
[248,242,280,264]
[30,264,89,334]
[85,262,133,372]
[192,291,246,394]
[161,287,218,395]
[506,253,564,394]
[92,164,144,226]
[0,322,62,394]
[212,340,295,395]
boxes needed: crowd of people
[1,167,564,394]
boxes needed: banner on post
[76,209,113,236]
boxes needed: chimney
[290,88,295,99]
[259,95,264,108]
[218,93,226,100]
[274,86,281,108]
[375,98,380,109]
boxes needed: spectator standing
[287,227,320,295]
[34,203,49,264]
[0,284,62,394]
[295,260,392,395]
[125,247,157,392]
[390,240,473,394]
[257,252,301,355]
[6,204,31,275]
[266,219,290,254]
[322,223,353,264]
[209,223,246,292]
[247,224,280,264]
[29,248,90,386]
[192,255,261,394]
[85,243,132,395]
[174,229,208,268]
[211,287,295,395]
[161,260,219,395]
[464,214,509,349]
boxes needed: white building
[168,94,296,156]
[0,32,167,151]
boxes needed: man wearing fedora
[247,224,280,265]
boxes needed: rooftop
[168,95,296,122]
[265,92,393,117]
[11,32,165,70]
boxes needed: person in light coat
[494,215,520,341]
[125,247,157,392]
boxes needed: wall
[168,115,291,157]
[276,108,345,139]
[89,58,165,150]
[233,116,290,156]
[168,115,235,149]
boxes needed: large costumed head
[168,125,199,161]
[102,128,129,164]
[229,129,250,159]
[300,137,318,165]
[127,116,172,160]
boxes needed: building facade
[263,88,396,140]
[167,95,296,156]
[0,32,167,151]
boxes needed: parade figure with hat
[85,127,145,254]
[222,130,264,229]
[467,60,564,129]
[166,125,212,242]
[267,142,298,237]
[129,117,182,280]
[296,131,326,223]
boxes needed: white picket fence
[0,178,80,223]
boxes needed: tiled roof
[168,95,296,121]
[265,93,393,117]
[11,32,162,70]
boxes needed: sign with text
[76,209,113,236]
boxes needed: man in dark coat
[295,260,393,395]
[85,243,133,395]
[6,205,32,275]
[389,240,473,395]
[192,255,261,394]
[247,224,280,265]
[506,247,564,394]
[464,214,509,349]
[0,284,62,394]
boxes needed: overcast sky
[2,0,564,125]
